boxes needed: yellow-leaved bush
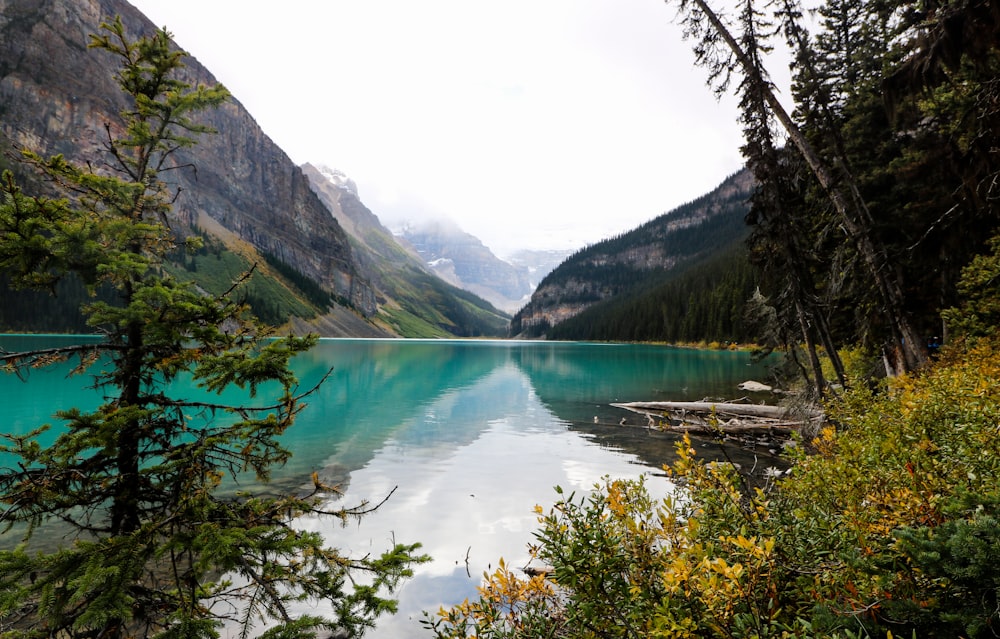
[426,336,1000,639]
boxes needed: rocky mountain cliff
[510,170,754,337]
[0,0,507,337]
[0,0,377,317]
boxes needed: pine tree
[668,0,930,374]
[0,17,424,639]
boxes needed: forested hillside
[510,170,753,339]
[547,247,756,343]
[516,0,1000,386]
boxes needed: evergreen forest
[547,246,756,344]
[511,171,755,341]
[526,0,1000,394]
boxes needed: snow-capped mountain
[315,165,359,197]
[394,219,569,314]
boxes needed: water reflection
[273,341,773,636]
[284,362,675,638]
[509,341,768,420]
[260,339,512,489]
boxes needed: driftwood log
[611,401,823,437]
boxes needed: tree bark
[112,311,143,536]
[796,300,828,397]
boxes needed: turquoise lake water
[1,336,775,636]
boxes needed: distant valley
[392,218,570,314]
[0,0,752,344]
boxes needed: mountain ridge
[510,169,755,338]
[301,163,510,337]
[394,219,569,313]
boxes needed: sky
[127,0,757,258]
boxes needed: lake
[1,337,775,636]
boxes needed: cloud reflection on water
[287,363,674,638]
[1,337,765,637]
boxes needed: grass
[165,249,317,327]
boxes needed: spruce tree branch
[103,121,139,183]
[219,262,258,300]
[235,555,292,624]
[312,485,398,519]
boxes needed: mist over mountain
[505,249,574,288]
[394,219,569,314]
[301,164,510,337]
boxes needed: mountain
[510,170,756,341]
[301,164,510,337]
[0,0,372,315]
[505,249,574,289]
[0,0,506,337]
[395,220,568,314]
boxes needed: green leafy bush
[428,336,1000,638]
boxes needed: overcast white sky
[127,0,753,258]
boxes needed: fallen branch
[611,400,823,437]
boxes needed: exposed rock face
[313,165,359,197]
[301,164,511,337]
[0,0,376,317]
[301,162,430,294]
[510,170,754,336]
[301,164,417,270]
[397,219,537,314]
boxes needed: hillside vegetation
[0,234,321,334]
[511,170,754,340]
[547,246,755,343]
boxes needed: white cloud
[128,0,747,256]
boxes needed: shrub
[428,336,1000,638]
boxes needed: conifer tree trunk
[796,301,829,397]
[676,0,929,372]
[112,318,143,536]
